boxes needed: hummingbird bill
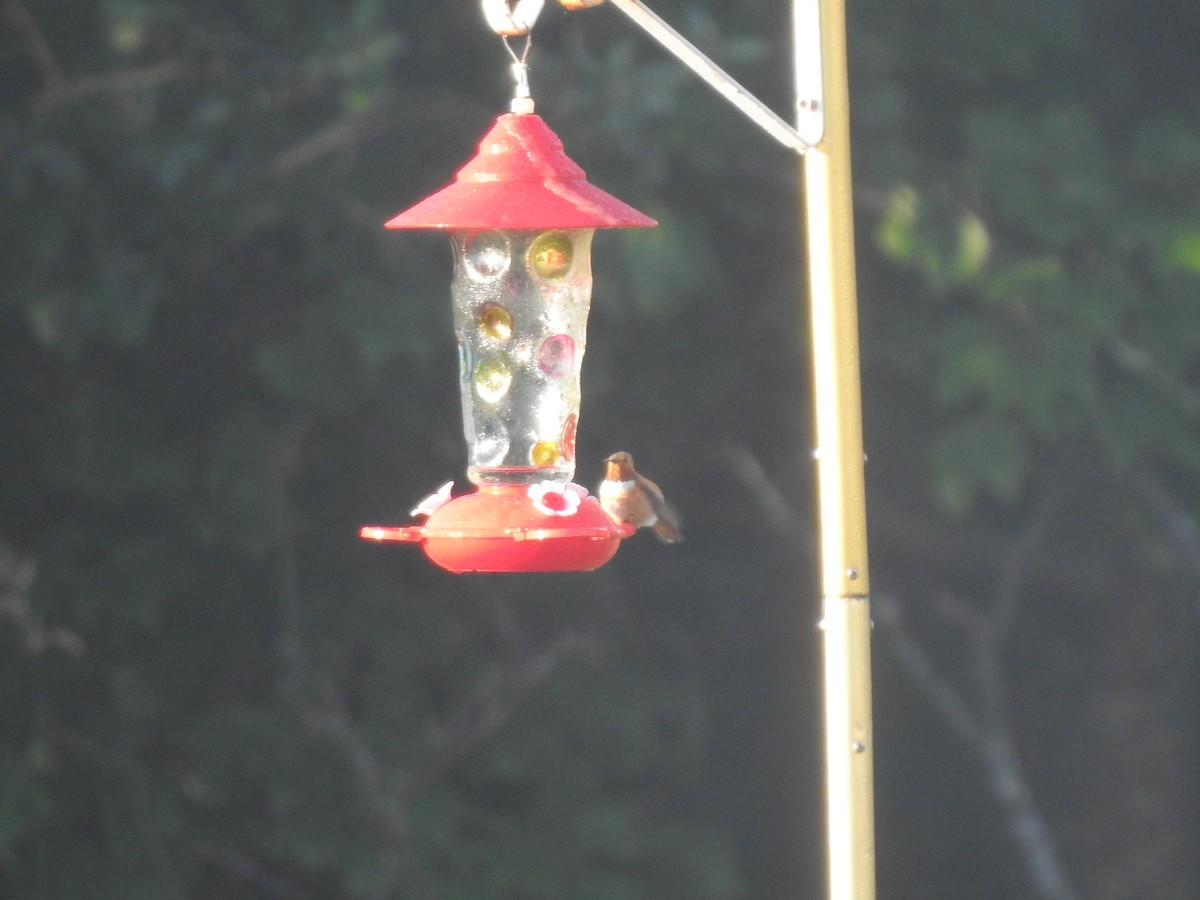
[598,451,683,543]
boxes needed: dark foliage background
[1,0,1198,897]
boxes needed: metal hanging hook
[504,35,534,112]
[482,0,545,36]
[483,0,544,113]
[501,32,533,67]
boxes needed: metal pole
[798,0,877,896]
[552,1,877,894]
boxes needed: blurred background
[2,0,1199,897]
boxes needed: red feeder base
[360,483,633,573]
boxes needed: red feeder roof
[385,113,656,231]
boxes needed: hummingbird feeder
[360,7,655,573]
[365,0,877,895]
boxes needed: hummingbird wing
[640,476,683,543]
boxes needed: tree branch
[412,627,592,792]
[191,841,313,900]
[265,421,592,899]
[31,61,202,111]
[264,418,436,899]
[268,90,494,177]
[269,99,392,177]
[268,418,314,710]
[1132,467,1200,619]
[57,727,191,900]
[727,442,1079,900]
[722,442,816,552]
[875,593,1079,900]
[874,477,1081,900]
[0,538,83,656]
[2,0,65,91]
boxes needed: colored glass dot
[478,303,513,341]
[531,441,560,468]
[474,355,513,404]
[561,414,578,462]
[464,231,511,280]
[529,232,573,279]
[475,417,510,465]
[537,333,575,379]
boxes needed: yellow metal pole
[799,0,877,896]
[554,0,876,894]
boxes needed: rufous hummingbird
[598,451,683,543]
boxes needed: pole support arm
[558,0,821,153]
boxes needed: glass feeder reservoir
[454,227,590,486]
[361,111,655,572]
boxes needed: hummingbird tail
[652,518,683,543]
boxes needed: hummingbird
[598,451,683,543]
